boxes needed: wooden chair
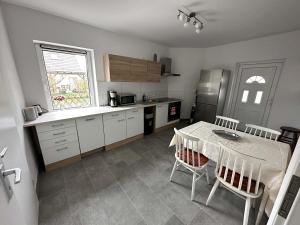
[215,115,239,130]
[206,143,266,225]
[245,124,281,141]
[170,128,210,200]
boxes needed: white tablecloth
[169,121,291,215]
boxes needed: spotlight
[183,17,190,27]
[178,12,184,21]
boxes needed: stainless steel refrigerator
[194,69,230,123]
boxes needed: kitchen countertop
[23,98,181,127]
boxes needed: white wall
[1,3,169,108]
[168,48,204,118]
[203,30,300,130]
[169,31,300,130]
[0,5,38,225]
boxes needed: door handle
[0,147,8,158]
[2,168,21,184]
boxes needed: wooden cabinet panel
[131,59,147,82]
[104,54,161,82]
[106,55,131,81]
[147,62,161,82]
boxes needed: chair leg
[243,197,251,225]
[252,199,256,209]
[169,160,178,182]
[191,172,197,201]
[205,166,210,185]
[255,190,269,225]
[206,179,220,206]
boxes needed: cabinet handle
[128,117,135,120]
[112,113,119,117]
[85,118,96,121]
[52,123,64,127]
[54,139,67,144]
[132,109,138,112]
[56,147,68,152]
[53,131,66,136]
[118,119,125,122]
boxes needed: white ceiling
[3,0,300,47]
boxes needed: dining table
[169,121,291,216]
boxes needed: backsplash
[97,77,168,105]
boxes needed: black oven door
[168,102,181,122]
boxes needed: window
[254,91,263,104]
[241,90,249,103]
[35,42,97,110]
[246,76,266,84]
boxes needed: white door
[232,61,284,129]
[0,71,32,225]
[76,115,105,153]
[155,104,168,128]
[0,8,37,223]
[126,108,143,138]
[103,113,126,145]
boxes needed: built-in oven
[118,93,137,106]
[168,101,181,122]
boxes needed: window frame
[34,40,98,110]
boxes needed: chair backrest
[173,128,205,168]
[215,143,264,196]
[215,115,239,130]
[244,124,281,141]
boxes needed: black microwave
[118,93,137,106]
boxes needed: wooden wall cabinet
[104,54,161,82]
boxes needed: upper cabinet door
[104,54,131,81]
[104,54,161,82]
[131,59,148,82]
[147,62,161,82]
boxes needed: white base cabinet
[126,108,143,138]
[155,104,168,128]
[103,112,126,145]
[76,115,105,153]
[36,119,80,166]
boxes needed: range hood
[160,57,180,76]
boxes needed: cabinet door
[146,62,161,82]
[131,59,147,82]
[103,115,126,145]
[76,115,105,153]
[107,55,131,81]
[126,108,143,138]
[155,104,168,128]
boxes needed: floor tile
[38,170,64,198]
[189,209,221,225]
[164,215,185,225]
[98,183,144,225]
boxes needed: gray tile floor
[38,122,268,225]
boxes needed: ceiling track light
[177,9,204,34]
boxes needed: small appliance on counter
[118,93,136,106]
[23,104,49,121]
[108,90,118,107]
[23,107,38,121]
[33,104,48,115]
